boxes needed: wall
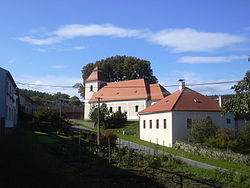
[5,77,18,128]
[171,111,243,143]
[0,70,6,119]
[88,99,146,120]
[139,112,173,147]
[84,80,100,119]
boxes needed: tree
[68,96,81,106]
[31,96,44,106]
[82,55,158,84]
[239,122,250,146]
[105,111,127,129]
[223,71,250,120]
[205,128,239,150]
[73,83,85,99]
[89,104,110,126]
[188,116,217,143]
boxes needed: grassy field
[69,119,250,185]
[0,128,164,188]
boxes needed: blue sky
[0,0,249,97]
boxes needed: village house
[19,94,38,116]
[84,67,170,120]
[138,79,245,147]
[0,67,18,135]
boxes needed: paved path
[117,138,223,171]
[70,125,94,133]
[70,125,224,171]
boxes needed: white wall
[89,99,147,120]
[171,111,244,143]
[139,110,245,148]
[139,112,173,147]
[84,80,101,119]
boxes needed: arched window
[90,85,93,91]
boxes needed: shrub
[104,111,127,129]
[100,131,117,147]
[239,123,250,146]
[205,128,239,150]
[188,116,217,143]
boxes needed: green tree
[223,71,250,120]
[31,96,44,106]
[239,122,250,146]
[205,128,239,150]
[188,116,217,143]
[68,96,81,106]
[82,55,158,84]
[73,83,85,99]
[105,111,127,129]
[89,104,110,127]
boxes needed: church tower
[84,67,106,119]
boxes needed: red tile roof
[89,79,169,103]
[139,87,222,114]
[85,66,107,82]
[149,84,170,100]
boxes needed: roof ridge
[169,89,183,111]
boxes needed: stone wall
[173,141,250,165]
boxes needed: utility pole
[59,100,62,119]
[96,97,101,146]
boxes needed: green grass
[0,130,85,188]
[117,134,250,176]
[0,128,164,188]
[109,121,139,136]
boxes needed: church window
[135,105,139,112]
[90,85,93,91]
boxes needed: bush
[100,131,117,146]
[188,116,217,143]
[104,111,127,129]
[205,128,239,150]
[239,123,250,146]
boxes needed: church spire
[85,66,106,82]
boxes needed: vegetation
[75,55,158,98]
[89,103,127,129]
[223,70,250,120]
[19,89,82,106]
[188,116,217,143]
[82,55,158,83]
[205,128,239,150]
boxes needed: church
[84,67,170,120]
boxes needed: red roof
[89,79,169,103]
[85,66,106,82]
[149,84,170,100]
[139,87,222,114]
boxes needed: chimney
[178,79,185,90]
[218,95,223,107]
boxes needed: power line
[15,80,240,89]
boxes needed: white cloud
[15,75,82,98]
[71,46,88,50]
[19,36,61,45]
[53,24,146,38]
[19,25,245,52]
[149,28,245,52]
[49,65,67,69]
[178,55,247,64]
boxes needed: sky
[0,0,249,98]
